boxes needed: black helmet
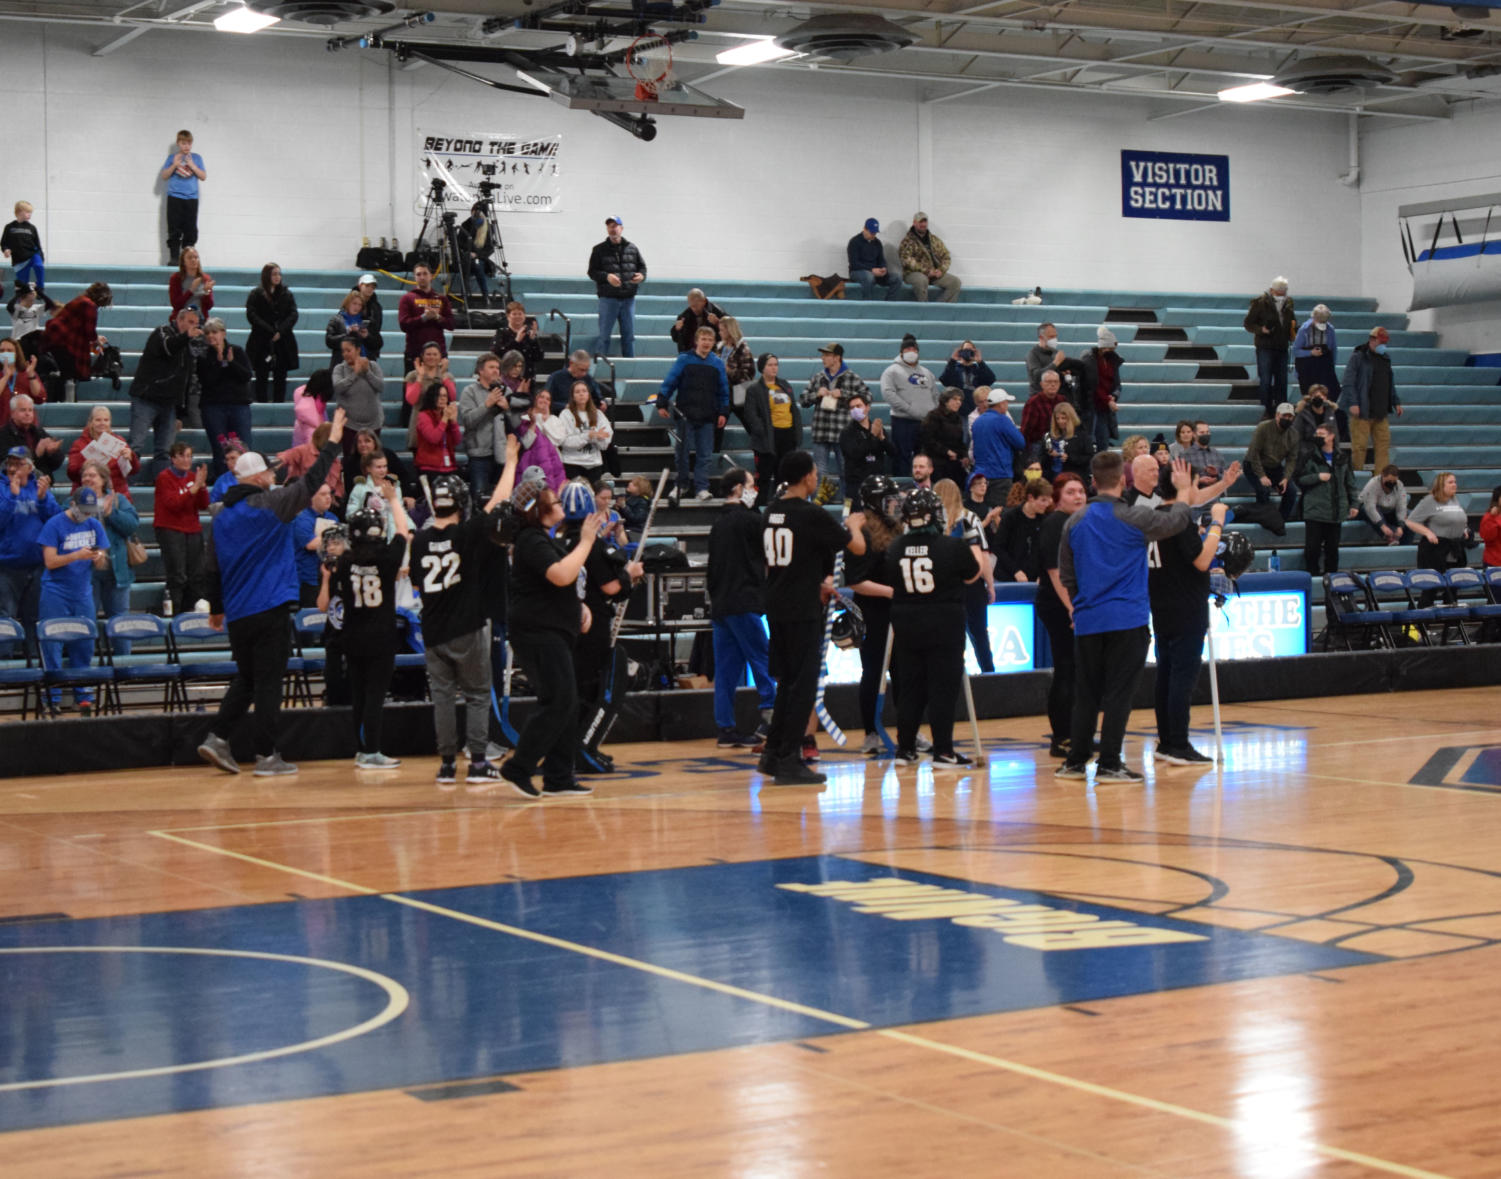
[860,473,901,520]
[830,593,866,650]
[1216,530,1254,581]
[429,473,468,516]
[346,508,385,543]
[902,487,945,531]
[487,500,520,547]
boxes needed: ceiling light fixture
[715,37,798,66]
[1217,80,1297,103]
[214,4,281,33]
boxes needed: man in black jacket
[670,289,726,352]
[588,215,646,359]
[707,468,777,747]
[1244,276,1297,418]
[128,306,199,483]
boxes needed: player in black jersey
[843,474,903,754]
[327,480,410,770]
[759,450,865,786]
[412,439,523,787]
[884,488,980,766]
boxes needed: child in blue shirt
[36,488,109,713]
[159,129,206,266]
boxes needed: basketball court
[4,687,1498,1177]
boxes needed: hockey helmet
[560,479,595,522]
[346,508,385,543]
[1216,530,1255,581]
[830,593,866,650]
[859,473,901,521]
[429,472,469,516]
[902,487,945,532]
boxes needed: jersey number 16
[899,555,935,594]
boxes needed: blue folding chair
[1402,569,1469,645]
[1322,572,1394,650]
[1363,570,1439,646]
[293,608,328,680]
[1442,568,1501,642]
[170,611,241,709]
[0,615,44,719]
[36,616,110,716]
[104,613,180,714]
[394,608,430,699]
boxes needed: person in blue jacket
[846,218,902,302]
[0,446,62,655]
[1293,303,1340,399]
[36,487,109,713]
[293,482,338,608]
[197,408,347,778]
[970,389,1027,509]
[655,326,729,502]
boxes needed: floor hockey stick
[960,666,984,763]
[813,504,852,747]
[870,625,898,756]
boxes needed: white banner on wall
[418,132,563,213]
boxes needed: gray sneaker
[197,734,239,775]
[859,732,883,754]
[355,752,402,769]
[253,752,299,777]
[915,734,933,753]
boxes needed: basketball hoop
[627,32,673,101]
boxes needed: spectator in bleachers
[128,305,199,483]
[1020,370,1068,446]
[153,440,208,616]
[544,350,596,408]
[41,282,112,397]
[169,247,214,319]
[346,448,414,541]
[1480,486,1501,568]
[404,342,455,428]
[1167,420,1194,461]
[1294,303,1338,398]
[804,342,870,498]
[1408,472,1471,599]
[620,475,652,535]
[78,460,138,646]
[0,395,61,477]
[245,264,298,404]
[921,388,969,489]
[556,381,613,482]
[294,482,337,608]
[1293,384,1337,454]
[1297,422,1358,576]
[971,388,1024,509]
[847,218,901,302]
[278,422,342,500]
[333,338,386,467]
[881,334,937,476]
[36,487,109,714]
[159,130,205,266]
[1359,465,1410,545]
[68,406,135,496]
[397,263,454,376]
[1119,435,1150,494]
[456,203,494,304]
[1245,276,1297,418]
[717,317,754,424]
[352,275,385,362]
[588,216,646,359]
[1341,326,1401,475]
[1245,401,1300,520]
[198,411,346,777]
[517,392,567,492]
[938,341,994,398]
[210,435,247,503]
[324,291,369,370]
[840,391,896,499]
[2,200,44,290]
[909,452,934,492]
[1026,323,1065,394]
[0,446,59,651]
[594,479,628,548]
[742,353,796,493]
[0,341,48,429]
[899,214,960,304]
[671,289,725,352]
[1184,421,1228,506]
[657,326,729,502]
[489,301,544,381]
[459,352,510,499]
[197,317,254,480]
[291,370,330,450]
[8,284,58,357]
[1034,402,1090,484]
[1080,328,1121,452]
[411,383,461,478]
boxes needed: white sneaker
[192,599,210,614]
[695,489,713,501]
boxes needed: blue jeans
[674,418,715,494]
[849,269,902,301]
[713,614,776,730]
[1256,347,1288,415]
[594,297,636,358]
[811,441,842,491]
[128,398,177,483]
[468,455,497,500]
[1092,410,1115,453]
[0,562,41,655]
[201,402,254,480]
[1153,626,1206,752]
[890,418,920,476]
[39,586,97,705]
[92,568,132,654]
[14,256,44,289]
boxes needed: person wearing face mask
[0,341,46,428]
[1339,326,1401,475]
[880,334,937,476]
[1244,402,1301,521]
[707,469,777,749]
[1293,303,1340,398]
[1026,323,1065,394]
[1079,327,1122,453]
[839,392,897,498]
[1184,420,1227,512]
[1293,384,1338,456]
[1244,276,1297,419]
[1296,423,1358,576]
[1357,465,1410,545]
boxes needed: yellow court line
[147,830,1451,1179]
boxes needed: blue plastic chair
[393,608,429,698]
[36,616,110,715]
[1322,572,1393,650]
[293,608,328,680]
[0,615,44,719]
[104,613,180,714]
[1363,570,1439,646]
[1402,569,1469,645]
[1442,568,1501,638]
[170,611,241,707]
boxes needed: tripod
[466,183,513,306]
[413,179,473,328]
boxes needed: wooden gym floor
[4,686,1501,1178]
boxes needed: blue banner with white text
[1122,149,1230,222]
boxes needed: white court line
[0,946,408,1091]
[143,829,1454,1179]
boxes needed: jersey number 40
[764,526,794,568]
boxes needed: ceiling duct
[774,14,917,61]
[1273,56,1397,95]
[251,1,395,25]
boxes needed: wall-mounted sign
[1121,150,1230,222]
[418,132,563,213]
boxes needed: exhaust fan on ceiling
[1273,55,1397,95]
[250,1,395,24]
[774,14,917,61]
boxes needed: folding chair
[285,608,329,707]
[1402,569,1470,645]
[393,608,430,701]
[1442,568,1501,642]
[103,613,180,714]
[36,616,111,716]
[0,615,44,719]
[1321,572,1394,650]
[169,611,241,710]
[1363,570,1439,647]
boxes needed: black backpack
[639,543,689,572]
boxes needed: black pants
[754,451,778,494]
[253,363,289,404]
[856,597,895,733]
[1303,519,1342,576]
[963,580,994,673]
[213,607,292,758]
[1252,463,1300,520]
[166,196,199,253]
[766,618,823,765]
[1070,625,1150,769]
[345,650,396,754]
[511,628,579,786]
[156,528,204,615]
[1153,626,1206,752]
[1038,601,1074,743]
[575,612,613,713]
[1417,538,1467,607]
[894,611,965,755]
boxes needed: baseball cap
[357,273,377,286]
[864,218,880,233]
[817,342,844,356]
[1369,326,1390,342]
[235,452,269,478]
[605,215,623,227]
[987,388,1014,405]
[5,445,31,461]
[71,487,99,516]
[911,212,928,223]
[1276,401,1295,416]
